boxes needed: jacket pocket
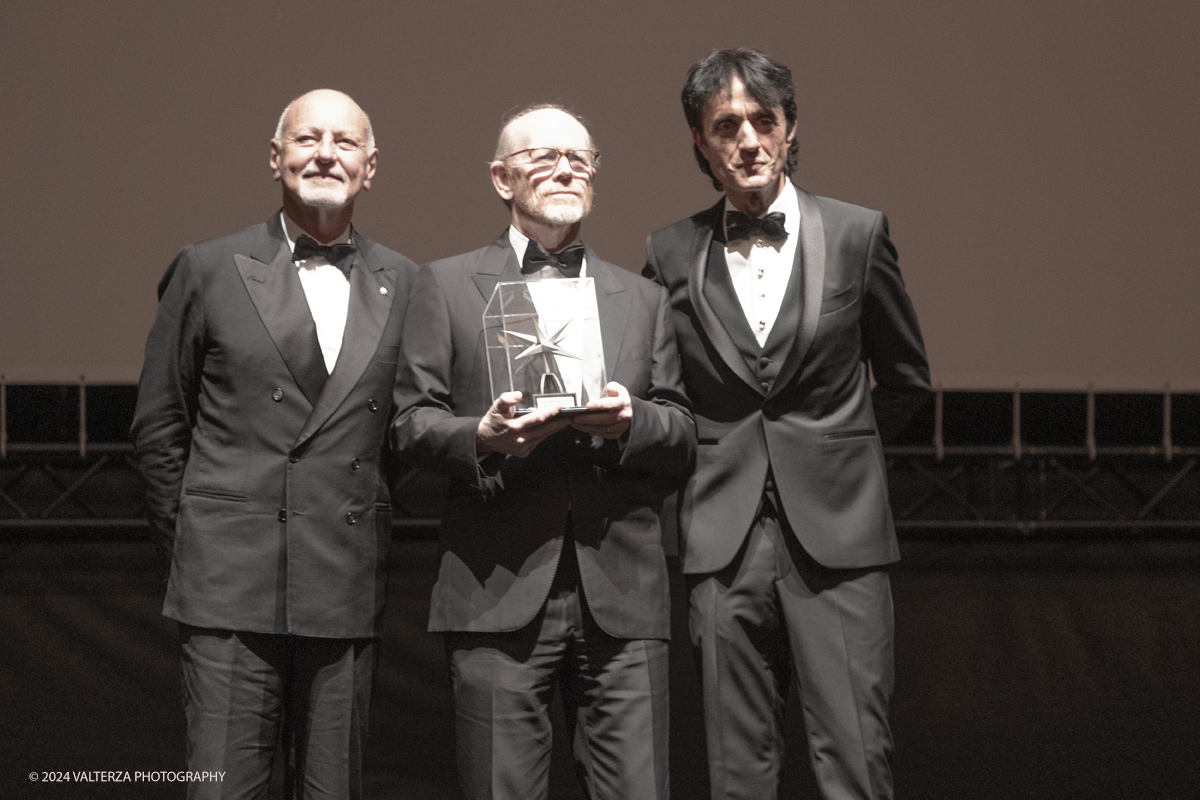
[824,429,877,441]
[183,487,249,502]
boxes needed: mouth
[302,172,345,183]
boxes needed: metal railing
[2,380,1198,537]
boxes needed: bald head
[275,89,374,152]
[269,89,378,231]
[493,105,593,161]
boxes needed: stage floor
[2,538,1198,799]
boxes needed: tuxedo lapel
[686,199,767,396]
[471,233,523,303]
[294,232,396,447]
[768,187,826,399]
[586,251,630,379]
[235,219,327,407]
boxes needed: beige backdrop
[3,0,1198,389]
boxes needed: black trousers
[688,495,895,800]
[445,541,670,800]
[179,625,376,800]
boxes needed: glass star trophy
[483,278,606,415]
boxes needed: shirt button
[367,399,378,412]
[288,454,299,463]
[272,388,284,402]
[345,511,357,525]
[351,458,361,471]
[277,509,287,523]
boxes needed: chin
[528,198,590,226]
[298,188,349,209]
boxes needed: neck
[512,213,580,254]
[724,177,788,219]
[283,196,354,244]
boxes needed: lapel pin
[379,287,388,295]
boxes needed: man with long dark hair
[645,49,930,800]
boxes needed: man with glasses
[392,104,695,800]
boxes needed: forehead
[701,77,779,123]
[507,109,590,150]
[285,93,368,138]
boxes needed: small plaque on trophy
[483,279,606,415]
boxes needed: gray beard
[297,180,349,209]
[518,194,591,226]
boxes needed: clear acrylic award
[483,278,606,414]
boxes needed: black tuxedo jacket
[391,234,695,639]
[644,185,930,572]
[132,214,419,638]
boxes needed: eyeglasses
[503,148,600,174]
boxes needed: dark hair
[681,48,798,190]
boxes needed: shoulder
[647,197,723,252]
[185,221,271,264]
[425,241,505,274]
[589,255,669,303]
[156,221,270,299]
[806,191,886,236]
[356,234,422,301]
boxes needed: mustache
[301,168,347,181]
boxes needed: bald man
[392,104,695,799]
[132,89,419,799]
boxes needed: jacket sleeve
[130,246,207,563]
[861,213,932,443]
[618,281,696,477]
[390,263,486,487]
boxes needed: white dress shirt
[281,211,352,374]
[505,226,596,404]
[722,185,800,347]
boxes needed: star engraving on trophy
[501,318,581,363]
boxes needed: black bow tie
[522,240,585,279]
[725,210,788,242]
[293,235,356,278]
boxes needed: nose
[316,133,336,161]
[737,120,761,150]
[549,152,575,181]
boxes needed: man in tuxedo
[643,50,931,800]
[392,104,695,800]
[132,89,418,799]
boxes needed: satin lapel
[294,233,396,447]
[587,252,630,379]
[768,187,826,399]
[471,234,522,303]
[686,199,766,396]
[235,230,327,408]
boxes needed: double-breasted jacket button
[351,458,361,471]
[367,398,379,412]
[272,388,284,402]
[288,454,300,463]
[277,509,287,522]
[759,356,771,367]
[345,511,357,525]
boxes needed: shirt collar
[280,210,353,254]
